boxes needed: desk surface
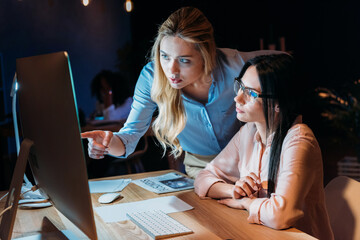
[2,170,317,240]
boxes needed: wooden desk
[2,170,317,240]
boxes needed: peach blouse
[194,120,334,240]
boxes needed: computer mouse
[98,192,121,204]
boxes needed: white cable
[0,206,12,218]
[11,73,32,187]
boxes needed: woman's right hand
[233,173,262,199]
[81,130,113,159]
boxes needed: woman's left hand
[233,173,261,199]
[218,197,255,210]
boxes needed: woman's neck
[182,75,212,104]
[255,122,268,145]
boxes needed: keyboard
[126,210,193,239]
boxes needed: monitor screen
[16,51,97,239]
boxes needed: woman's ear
[275,105,280,112]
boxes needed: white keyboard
[126,210,193,239]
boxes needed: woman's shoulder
[214,48,244,77]
[289,122,314,135]
[217,48,285,65]
[136,61,155,86]
[216,48,242,63]
[217,47,240,56]
[283,122,323,168]
[141,61,155,76]
[132,62,156,97]
[285,122,318,146]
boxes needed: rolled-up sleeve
[194,130,243,197]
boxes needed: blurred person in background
[90,70,133,121]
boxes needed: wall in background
[0,0,131,190]
[1,0,358,126]
[0,0,131,120]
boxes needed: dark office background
[0,0,359,189]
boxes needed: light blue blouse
[115,48,276,157]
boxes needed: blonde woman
[82,6,278,178]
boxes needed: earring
[275,105,280,112]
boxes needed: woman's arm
[249,125,321,229]
[206,182,234,199]
[82,130,125,158]
[114,62,158,157]
[194,128,243,198]
[218,125,322,230]
[83,63,157,159]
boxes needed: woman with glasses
[82,6,278,178]
[194,54,334,240]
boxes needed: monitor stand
[0,139,82,240]
[0,138,34,240]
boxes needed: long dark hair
[237,54,302,197]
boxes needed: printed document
[132,172,194,194]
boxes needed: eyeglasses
[234,77,273,103]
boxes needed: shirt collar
[254,130,274,147]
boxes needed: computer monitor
[15,51,97,239]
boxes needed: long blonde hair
[150,7,217,157]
